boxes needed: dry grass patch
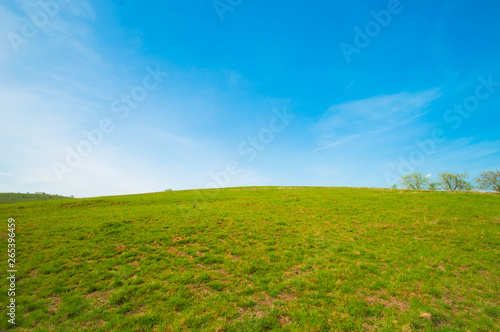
[48,294,62,314]
[84,290,112,308]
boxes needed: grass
[0,193,71,204]
[0,186,499,331]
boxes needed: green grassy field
[0,193,71,204]
[0,187,499,331]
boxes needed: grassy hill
[0,187,499,331]
[0,192,71,204]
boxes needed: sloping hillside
[0,193,71,204]
[0,187,499,331]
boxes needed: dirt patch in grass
[440,295,457,311]
[172,237,185,242]
[278,315,293,327]
[176,251,194,261]
[278,292,298,303]
[237,307,268,320]
[66,260,80,266]
[359,291,410,312]
[125,304,148,316]
[94,319,106,328]
[29,269,38,279]
[478,270,490,276]
[234,292,281,321]
[255,292,274,307]
[363,321,382,332]
[211,269,230,277]
[84,290,112,308]
[48,294,62,314]
[255,310,266,318]
[187,284,215,298]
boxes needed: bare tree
[437,172,472,191]
[399,172,429,190]
[474,170,500,192]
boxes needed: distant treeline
[396,170,500,192]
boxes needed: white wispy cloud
[310,89,441,153]
[0,172,14,177]
[0,0,98,63]
[138,126,203,148]
[434,138,500,162]
[309,134,361,154]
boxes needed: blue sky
[1,0,499,197]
